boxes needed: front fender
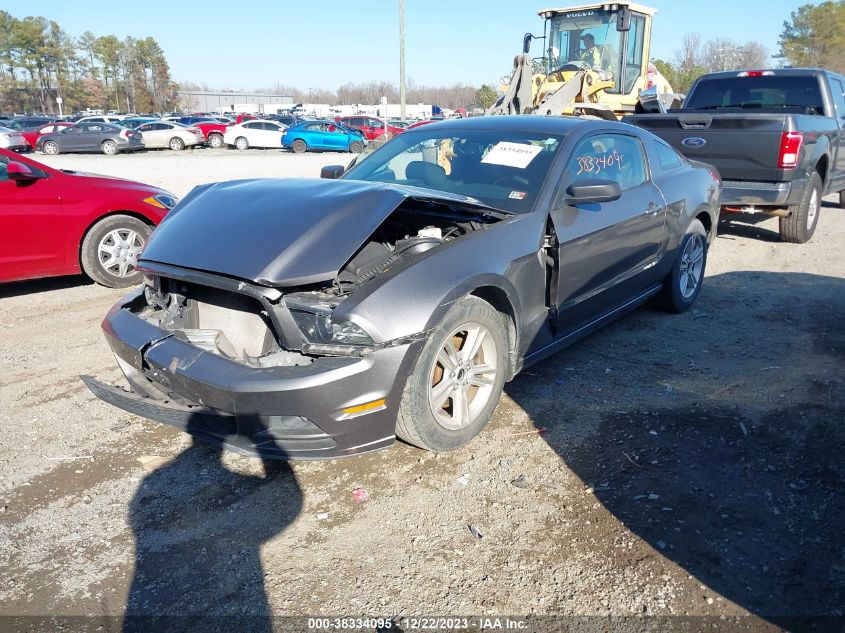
[335,213,548,348]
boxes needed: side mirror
[564,179,622,205]
[7,161,41,182]
[321,165,345,179]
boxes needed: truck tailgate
[628,113,789,182]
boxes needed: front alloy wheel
[678,233,705,300]
[428,322,499,430]
[396,295,508,452]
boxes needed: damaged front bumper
[83,289,425,460]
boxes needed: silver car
[136,121,205,151]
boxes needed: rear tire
[780,171,821,244]
[101,140,118,155]
[80,214,152,288]
[235,136,249,151]
[396,296,507,452]
[349,141,363,153]
[43,141,59,155]
[657,218,707,313]
[292,139,307,154]
[209,134,223,148]
[169,136,185,151]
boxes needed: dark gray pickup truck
[626,68,845,243]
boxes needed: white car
[135,121,205,151]
[76,115,126,124]
[223,120,287,150]
[0,126,27,151]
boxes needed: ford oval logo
[682,137,707,148]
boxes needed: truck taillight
[778,132,803,169]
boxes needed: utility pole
[399,0,406,120]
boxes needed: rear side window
[564,133,648,191]
[829,77,845,123]
[686,75,824,114]
[653,141,684,171]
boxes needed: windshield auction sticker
[481,142,543,169]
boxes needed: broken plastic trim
[302,329,433,357]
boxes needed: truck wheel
[657,218,707,313]
[395,295,507,452]
[80,214,152,288]
[780,172,821,244]
[209,134,223,148]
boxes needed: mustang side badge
[682,137,707,148]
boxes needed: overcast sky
[4,0,805,90]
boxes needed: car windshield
[344,127,564,213]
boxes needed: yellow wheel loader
[487,1,681,120]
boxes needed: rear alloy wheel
[349,140,363,153]
[169,136,185,151]
[396,295,507,452]
[235,136,249,151]
[208,134,223,148]
[101,140,118,155]
[658,218,707,313]
[292,139,307,154]
[80,214,152,288]
[42,141,59,155]
[780,171,821,243]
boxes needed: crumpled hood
[139,178,488,287]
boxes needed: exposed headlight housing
[288,301,374,348]
[142,193,179,210]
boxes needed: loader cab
[539,2,654,98]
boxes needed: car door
[77,123,105,151]
[57,125,85,152]
[551,131,667,331]
[0,154,66,282]
[262,121,285,147]
[825,75,845,192]
[241,122,264,146]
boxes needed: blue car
[281,120,365,153]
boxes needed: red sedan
[0,148,177,288]
[22,121,75,151]
[335,116,405,140]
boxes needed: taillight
[778,132,803,169]
[120,129,130,140]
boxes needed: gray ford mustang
[83,116,720,459]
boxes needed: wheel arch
[471,285,519,380]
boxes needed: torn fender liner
[139,178,485,287]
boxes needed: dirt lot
[1,148,843,632]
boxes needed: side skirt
[519,283,663,372]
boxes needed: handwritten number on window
[575,151,624,176]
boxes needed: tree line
[0,10,177,115]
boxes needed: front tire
[80,215,152,288]
[234,136,249,151]
[396,296,508,452]
[292,139,307,154]
[208,134,223,148]
[780,172,821,243]
[349,140,363,153]
[43,141,59,155]
[101,140,118,155]
[658,218,707,313]
[169,136,185,151]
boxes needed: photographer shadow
[124,414,301,633]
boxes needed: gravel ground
[1,148,843,632]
